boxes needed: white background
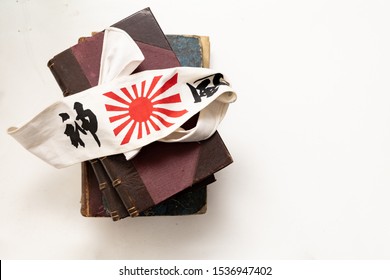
[1,0,390,260]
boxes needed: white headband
[7,27,236,168]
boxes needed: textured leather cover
[47,8,233,219]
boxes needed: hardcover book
[47,8,233,220]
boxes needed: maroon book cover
[47,8,233,219]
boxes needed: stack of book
[47,7,233,221]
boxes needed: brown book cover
[47,8,233,219]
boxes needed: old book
[74,34,212,218]
[47,8,233,219]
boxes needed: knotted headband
[7,27,237,168]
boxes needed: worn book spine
[89,159,129,220]
[99,156,143,217]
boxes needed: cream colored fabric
[8,27,236,168]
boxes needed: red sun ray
[132,84,140,98]
[121,121,137,145]
[120,87,134,101]
[152,93,183,105]
[104,91,132,106]
[152,107,188,118]
[105,104,129,112]
[113,118,132,136]
[144,121,151,135]
[109,112,130,123]
[137,122,142,139]
[148,118,161,131]
[151,113,174,128]
[149,73,178,101]
[145,75,162,98]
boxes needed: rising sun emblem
[103,73,188,145]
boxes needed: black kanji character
[59,102,101,148]
[187,73,229,103]
[74,102,101,147]
[59,112,86,148]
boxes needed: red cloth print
[104,73,188,145]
